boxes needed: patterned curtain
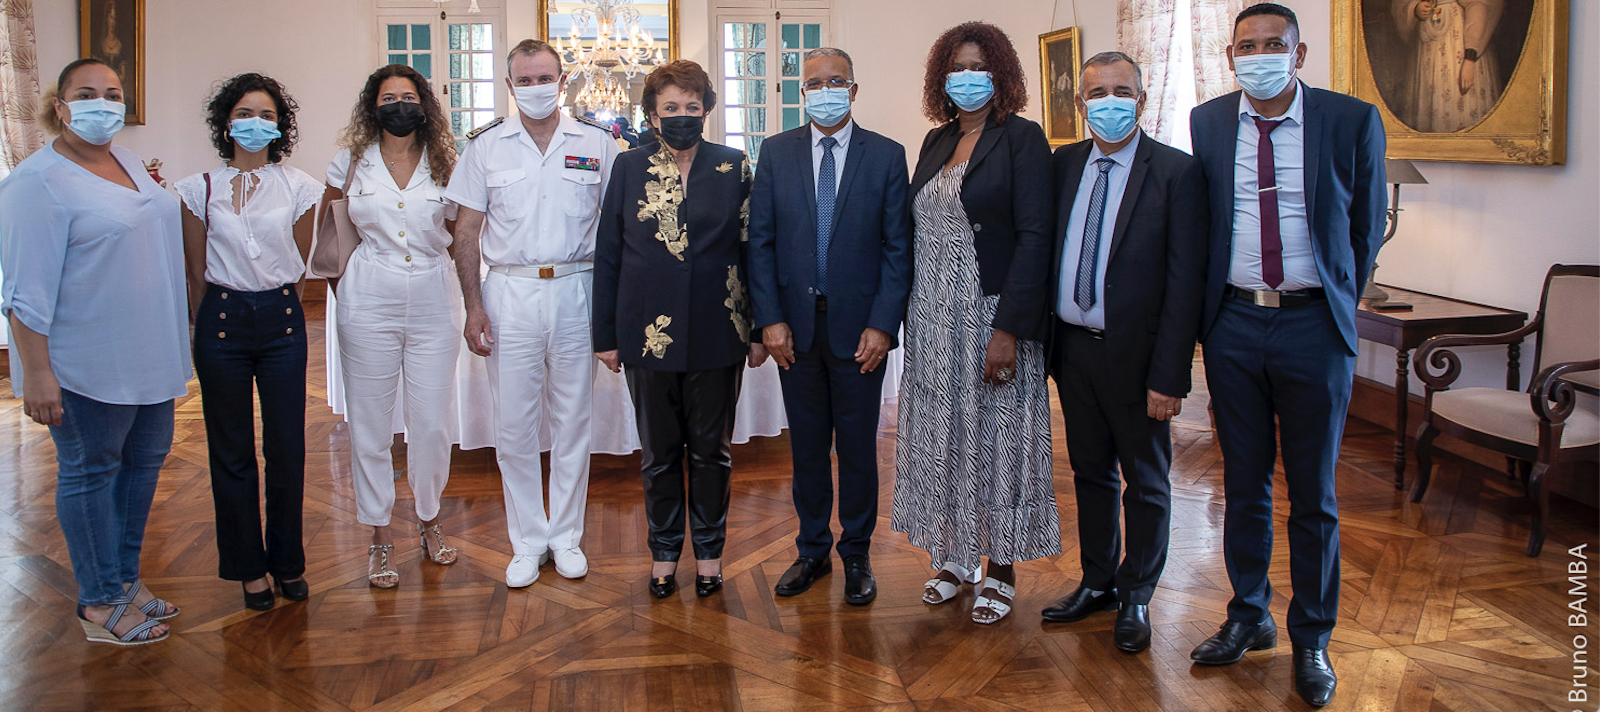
[1117,0,1181,143]
[1192,0,1265,103]
[0,0,45,173]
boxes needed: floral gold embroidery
[725,266,751,343]
[715,162,733,174]
[638,145,687,260]
[642,315,674,358]
[738,155,753,242]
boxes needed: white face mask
[513,82,561,120]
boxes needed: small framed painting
[1038,26,1083,147]
[79,0,144,126]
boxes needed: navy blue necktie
[816,136,837,296]
[1074,157,1116,311]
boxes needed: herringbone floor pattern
[0,301,1594,711]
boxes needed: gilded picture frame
[79,0,144,126]
[1039,26,1083,147]
[1331,0,1568,165]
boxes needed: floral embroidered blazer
[592,140,758,372]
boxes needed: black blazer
[747,123,912,360]
[1190,85,1387,354]
[1048,133,1209,401]
[592,141,756,372]
[909,112,1054,341]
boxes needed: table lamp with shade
[1363,158,1429,306]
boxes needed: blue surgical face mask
[1233,52,1297,101]
[1083,95,1139,143]
[229,116,282,154]
[944,70,994,113]
[804,87,852,128]
[65,98,126,146]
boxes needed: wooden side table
[1355,285,1528,489]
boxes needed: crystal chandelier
[552,0,667,113]
[431,0,482,13]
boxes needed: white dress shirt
[0,141,191,405]
[327,145,458,269]
[175,163,322,292]
[1228,81,1319,291]
[810,119,853,195]
[444,113,619,268]
[1057,132,1141,329]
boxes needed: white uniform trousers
[337,249,462,527]
[483,268,593,555]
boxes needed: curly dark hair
[641,60,717,118]
[921,22,1028,124]
[205,72,299,163]
[338,64,456,187]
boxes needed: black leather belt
[815,295,828,312]
[1062,322,1105,339]
[1225,285,1326,308]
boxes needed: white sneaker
[506,554,542,588]
[552,547,588,579]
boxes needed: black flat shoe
[242,582,275,611]
[1293,645,1338,707]
[774,556,831,596]
[649,575,677,599]
[843,555,876,605]
[1189,618,1278,665]
[1114,604,1152,653]
[695,575,723,597]
[1040,585,1118,622]
[275,577,309,602]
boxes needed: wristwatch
[1463,48,1480,62]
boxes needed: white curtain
[1117,0,1181,143]
[1192,0,1266,103]
[0,0,44,172]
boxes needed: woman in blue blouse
[0,59,190,645]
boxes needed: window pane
[723,79,766,106]
[803,24,820,49]
[449,82,467,108]
[724,107,766,133]
[746,135,764,163]
[783,107,803,131]
[474,82,496,109]
[412,24,431,51]
[723,23,765,50]
[389,53,408,67]
[781,79,798,105]
[725,51,766,78]
[782,51,799,78]
[388,24,408,51]
[413,54,432,79]
[451,111,469,136]
[474,110,495,129]
[450,54,468,79]
[781,24,798,49]
[472,24,491,51]
[472,54,492,80]
[449,24,467,50]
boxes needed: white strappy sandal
[368,544,399,588]
[923,562,982,604]
[972,577,1016,624]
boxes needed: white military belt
[490,261,594,279]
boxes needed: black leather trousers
[624,364,742,561]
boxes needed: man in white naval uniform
[446,38,619,587]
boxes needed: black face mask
[376,101,426,138]
[656,115,703,151]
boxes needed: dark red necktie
[1254,116,1286,289]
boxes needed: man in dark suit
[1036,52,1207,653]
[1186,4,1386,707]
[747,47,912,605]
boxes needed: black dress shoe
[1293,645,1337,707]
[275,577,309,602]
[1189,618,1278,665]
[774,556,831,596]
[1114,604,1151,653]
[1040,586,1118,622]
[648,575,677,599]
[242,582,275,611]
[842,555,876,605]
[695,575,723,597]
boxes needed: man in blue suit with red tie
[1186,4,1386,707]
[748,47,911,606]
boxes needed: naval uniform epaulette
[467,117,504,139]
[575,115,612,133]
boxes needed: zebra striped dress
[891,161,1060,571]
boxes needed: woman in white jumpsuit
[321,64,462,587]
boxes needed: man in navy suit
[748,47,912,606]
[1186,4,1386,707]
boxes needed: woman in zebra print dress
[892,22,1059,625]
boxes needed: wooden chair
[1411,264,1599,556]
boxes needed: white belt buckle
[1253,290,1281,308]
[539,266,556,279]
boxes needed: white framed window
[710,5,831,164]
[375,1,507,152]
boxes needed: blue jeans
[49,390,175,606]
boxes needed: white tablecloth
[322,289,902,455]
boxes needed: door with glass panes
[377,14,505,152]
[714,13,827,165]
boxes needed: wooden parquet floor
[0,300,1595,712]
